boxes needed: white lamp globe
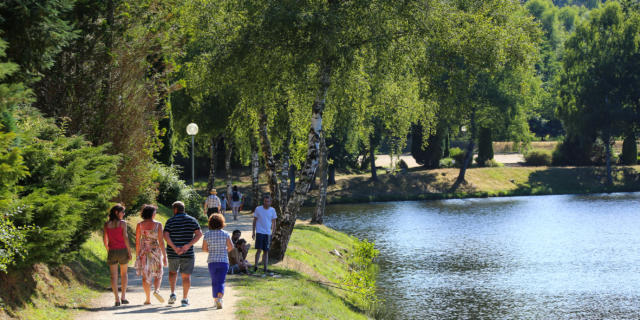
[186,123,199,136]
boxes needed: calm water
[305,193,640,319]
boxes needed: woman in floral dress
[135,205,168,304]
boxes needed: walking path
[77,212,255,320]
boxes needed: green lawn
[232,224,372,320]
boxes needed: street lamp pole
[186,123,199,186]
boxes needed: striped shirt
[164,213,201,259]
[205,195,221,209]
[203,229,231,263]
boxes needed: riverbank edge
[303,165,640,206]
[232,222,378,319]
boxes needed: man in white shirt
[252,194,277,274]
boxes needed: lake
[306,193,640,319]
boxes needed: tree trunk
[452,109,476,191]
[328,164,336,185]
[311,132,328,224]
[289,165,296,194]
[207,136,219,191]
[269,62,332,262]
[370,136,377,181]
[258,107,283,213]
[605,134,613,185]
[279,127,292,205]
[225,139,233,201]
[250,131,260,210]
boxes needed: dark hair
[208,213,226,230]
[109,204,125,221]
[232,230,241,235]
[233,186,238,191]
[172,201,185,212]
[236,239,246,247]
[263,193,271,200]
[141,204,157,220]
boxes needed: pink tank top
[106,223,126,250]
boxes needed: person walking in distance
[202,214,234,309]
[252,194,277,274]
[203,188,221,218]
[103,204,132,306]
[135,205,167,305]
[163,201,202,307]
[231,186,243,221]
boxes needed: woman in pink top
[103,204,132,306]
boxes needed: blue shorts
[255,233,271,251]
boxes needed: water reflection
[303,193,640,319]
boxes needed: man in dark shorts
[203,188,221,218]
[252,195,277,274]
[164,201,202,307]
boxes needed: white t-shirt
[254,205,277,235]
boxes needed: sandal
[115,301,121,307]
[121,299,129,305]
[153,290,165,303]
[144,301,151,305]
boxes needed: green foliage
[13,109,121,265]
[0,0,76,83]
[152,163,203,221]
[449,147,466,168]
[476,127,494,166]
[524,149,553,166]
[439,157,456,168]
[0,208,32,272]
[621,132,638,165]
[411,123,444,169]
[557,1,640,166]
[342,239,379,314]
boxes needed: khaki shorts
[107,248,130,265]
[168,257,195,274]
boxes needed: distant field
[493,140,637,154]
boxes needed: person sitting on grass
[228,239,251,274]
[252,194,277,274]
[231,229,251,260]
[202,213,234,309]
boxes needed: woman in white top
[202,213,234,309]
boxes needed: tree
[419,0,540,189]
[558,1,640,183]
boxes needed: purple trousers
[208,262,229,297]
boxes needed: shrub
[476,127,494,165]
[411,124,444,169]
[153,164,203,220]
[483,158,503,167]
[524,149,552,166]
[552,134,594,166]
[439,157,455,168]
[620,132,637,165]
[449,147,466,168]
[14,110,121,265]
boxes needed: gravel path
[77,213,255,320]
[373,153,525,168]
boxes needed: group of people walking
[203,186,244,221]
[103,191,277,310]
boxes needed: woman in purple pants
[202,213,234,309]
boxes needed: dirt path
[373,153,525,168]
[76,213,255,320]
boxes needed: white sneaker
[216,298,223,309]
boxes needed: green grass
[233,224,369,320]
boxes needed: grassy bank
[314,165,640,204]
[231,223,380,320]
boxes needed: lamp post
[186,123,199,185]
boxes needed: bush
[449,147,466,168]
[411,124,444,169]
[153,164,203,220]
[524,149,552,166]
[620,132,637,165]
[483,158,503,167]
[439,157,455,168]
[552,134,595,166]
[476,127,494,165]
[14,110,121,265]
